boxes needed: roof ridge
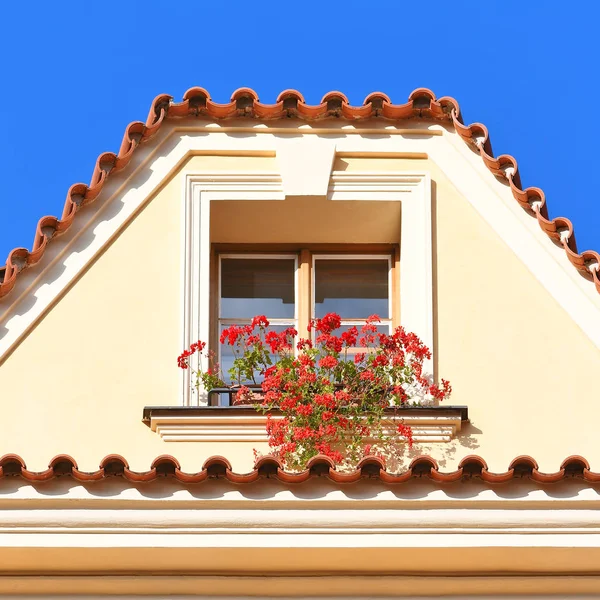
[0,87,598,300]
[0,452,596,485]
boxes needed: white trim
[0,480,599,527]
[1,120,598,371]
[431,132,600,346]
[327,173,434,372]
[181,175,286,405]
[184,171,434,405]
[4,508,600,537]
[148,411,462,442]
[276,136,337,196]
[0,481,599,584]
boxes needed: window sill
[142,406,469,443]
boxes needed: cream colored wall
[0,155,276,473]
[340,157,600,472]
[1,153,599,473]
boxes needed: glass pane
[219,324,295,384]
[314,259,389,319]
[221,258,295,319]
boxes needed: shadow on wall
[381,421,482,473]
[0,129,181,363]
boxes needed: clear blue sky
[0,1,598,262]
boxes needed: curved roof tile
[0,453,598,486]
[1,87,598,300]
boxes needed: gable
[1,87,600,482]
[1,141,599,474]
[2,87,599,305]
[2,82,600,595]
[2,97,599,362]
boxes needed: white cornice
[0,483,600,586]
[0,481,600,539]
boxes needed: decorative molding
[328,172,433,366]
[181,173,285,406]
[1,575,599,597]
[183,169,434,406]
[144,406,466,443]
[429,131,600,347]
[0,480,599,589]
[276,137,337,196]
[2,120,598,368]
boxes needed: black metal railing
[207,385,264,406]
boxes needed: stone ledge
[143,406,468,443]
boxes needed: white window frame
[182,170,434,406]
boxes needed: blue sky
[0,1,598,263]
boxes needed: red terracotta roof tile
[0,453,598,486]
[1,87,599,300]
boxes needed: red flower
[354,352,366,364]
[296,404,313,416]
[316,333,343,353]
[177,313,451,472]
[397,423,414,449]
[360,370,375,381]
[280,395,300,411]
[429,378,452,401]
[361,322,378,334]
[297,338,313,351]
[299,353,314,367]
[314,393,335,409]
[234,385,253,404]
[220,326,243,346]
[334,389,351,404]
[341,326,358,347]
[177,340,206,369]
[312,312,342,335]
[318,355,338,370]
[372,354,388,367]
[251,315,270,329]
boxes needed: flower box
[177,313,452,469]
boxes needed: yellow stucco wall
[1,151,599,473]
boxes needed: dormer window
[180,170,434,407]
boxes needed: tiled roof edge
[0,453,598,485]
[1,87,599,299]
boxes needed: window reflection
[221,258,295,319]
[314,259,389,319]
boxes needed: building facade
[1,87,600,597]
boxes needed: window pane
[314,259,389,319]
[221,258,295,319]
